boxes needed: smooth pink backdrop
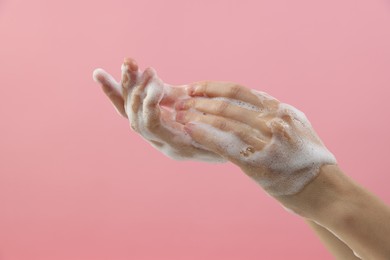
[1,0,389,259]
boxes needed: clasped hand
[93,57,336,196]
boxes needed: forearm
[277,165,390,259]
[170,80,390,258]
[318,173,390,259]
[306,220,360,260]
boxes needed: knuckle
[215,118,228,130]
[200,81,209,95]
[187,99,196,108]
[271,119,291,139]
[236,130,249,141]
[214,101,229,114]
[237,128,258,146]
[270,119,284,131]
[281,114,293,124]
[228,84,242,98]
[256,118,272,137]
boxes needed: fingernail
[123,57,136,68]
[175,111,187,123]
[129,60,138,71]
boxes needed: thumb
[93,68,128,118]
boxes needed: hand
[93,58,226,162]
[174,82,337,196]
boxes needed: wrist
[274,164,357,220]
[272,164,390,260]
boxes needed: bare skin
[306,220,361,260]
[277,164,390,259]
[94,57,390,259]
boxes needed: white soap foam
[121,63,128,74]
[122,69,226,163]
[189,121,247,158]
[211,97,262,112]
[190,99,337,196]
[95,65,225,162]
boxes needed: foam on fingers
[211,97,261,112]
[187,121,248,158]
[120,66,226,162]
[92,68,129,117]
[92,68,104,82]
[188,97,337,196]
[92,68,122,94]
[121,60,140,90]
[93,60,226,162]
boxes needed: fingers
[251,89,280,109]
[268,118,292,141]
[182,122,224,156]
[142,77,164,132]
[159,85,188,106]
[141,77,190,142]
[127,67,179,143]
[175,97,271,137]
[121,58,140,108]
[93,68,127,118]
[187,81,263,108]
[176,110,266,152]
[182,120,264,163]
[127,68,154,131]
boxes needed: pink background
[1,0,389,259]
